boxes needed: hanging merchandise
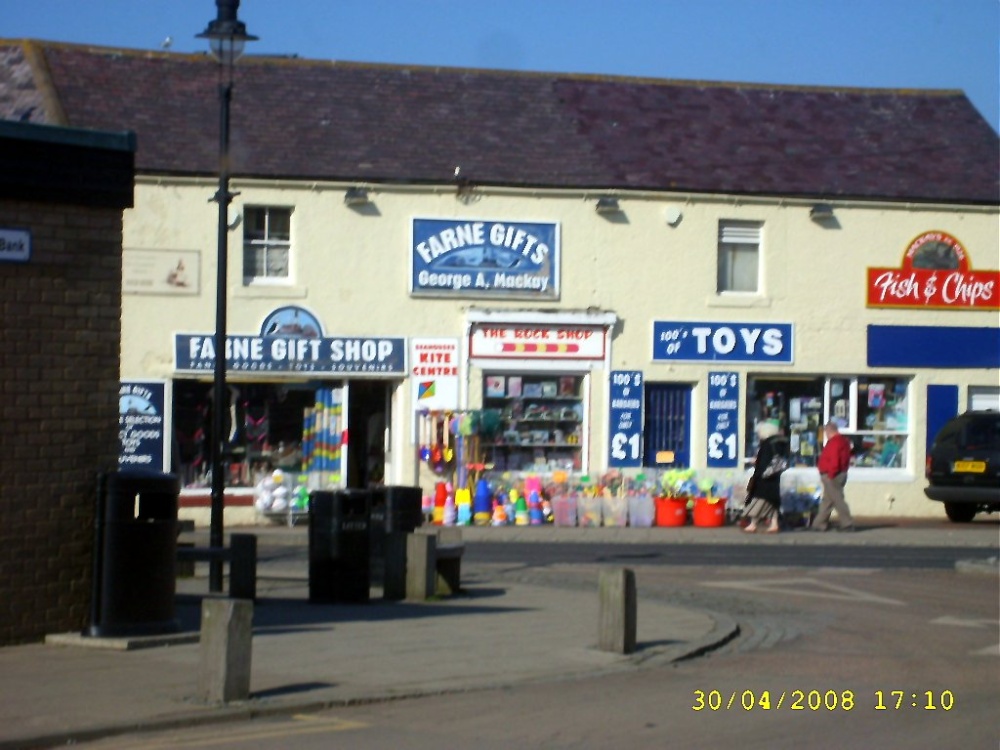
[302,388,343,488]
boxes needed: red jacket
[818,433,852,477]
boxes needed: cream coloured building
[4,41,998,521]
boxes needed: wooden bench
[175,533,257,600]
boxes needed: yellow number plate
[953,460,986,473]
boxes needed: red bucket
[654,497,688,527]
[692,497,725,527]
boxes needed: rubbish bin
[369,485,424,582]
[88,470,181,637]
[309,489,371,603]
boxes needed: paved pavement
[1,518,996,749]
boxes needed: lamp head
[197,0,257,64]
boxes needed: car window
[959,417,1000,451]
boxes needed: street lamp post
[198,0,256,593]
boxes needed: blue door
[643,383,692,467]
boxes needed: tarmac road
[2,517,994,748]
[79,562,998,750]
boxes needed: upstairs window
[717,220,761,293]
[243,207,291,284]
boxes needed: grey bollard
[229,534,257,601]
[383,531,408,601]
[198,598,253,704]
[598,567,637,654]
[406,532,436,601]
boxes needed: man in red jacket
[813,420,855,532]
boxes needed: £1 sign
[707,371,740,468]
[609,370,643,468]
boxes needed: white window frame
[243,206,292,285]
[717,220,762,294]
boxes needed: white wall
[122,178,1000,516]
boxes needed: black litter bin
[88,470,181,637]
[309,489,371,603]
[369,485,424,582]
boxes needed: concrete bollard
[198,597,253,704]
[229,534,257,601]
[406,532,436,601]
[383,531,408,601]
[598,567,637,654]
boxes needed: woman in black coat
[744,421,790,533]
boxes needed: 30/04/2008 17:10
[691,689,955,712]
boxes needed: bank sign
[411,218,559,299]
[653,321,793,364]
[175,334,406,375]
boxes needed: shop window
[968,386,1000,412]
[717,220,761,294]
[746,376,910,469]
[482,374,584,472]
[243,206,291,284]
[172,380,341,489]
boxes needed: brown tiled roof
[1,40,997,204]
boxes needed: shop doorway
[346,380,392,488]
[644,383,692,467]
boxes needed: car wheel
[943,502,977,523]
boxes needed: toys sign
[653,321,793,364]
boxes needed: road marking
[930,616,999,628]
[95,715,369,748]
[970,644,1000,657]
[702,577,906,606]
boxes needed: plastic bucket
[577,496,602,527]
[654,497,688,527]
[692,497,726,527]
[602,496,628,527]
[552,495,577,527]
[628,494,655,527]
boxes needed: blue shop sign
[119,381,166,471]
[411,218,559,299]
[608,370,644,468]
[653,321,793,364]
[174,334,406,375]
[706,372,740,468]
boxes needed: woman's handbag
[761,454,788,479]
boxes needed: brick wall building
[0,120,134,645]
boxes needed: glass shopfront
[746,375,910,469]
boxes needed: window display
[172,380,342,489]
[482,374,584,472]
[746,375,909,469]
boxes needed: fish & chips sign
[867,231,998,310]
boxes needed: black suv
[924,411,1000,522]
